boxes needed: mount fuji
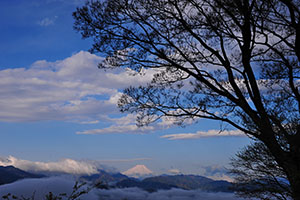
[122,165,153,178]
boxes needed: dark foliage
[230,142,292,200]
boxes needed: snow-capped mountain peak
[122,165,153,178]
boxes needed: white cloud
[0,156,98,175]
[76,124,155,135]
[0,51,154,123]
[45,0,86,6]
[37,16,58,26]
[207,174,234,182]
[0,156,155,174]
[202,165,234,182]
[77,113,157,135]
[158,115,195,128]
[80,120,100,124]
[0,51,249,137]
[168,169,181,174]
[110,113,138,125]
[161,130,245,140]
[97,158,152,163]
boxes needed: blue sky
[0,0,250,178]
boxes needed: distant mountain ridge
[81,169,128,185]
[116,174,233,192]
[0,166,45,185]
[83,170,234,193]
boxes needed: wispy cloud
[45,0,85,6]
[37,16,58,26]
[202,165,233,182]
[97,158,152,163]
[76,113,157,135]
[161,130,245,140]
[76,124,155,135]
[79,120,100,124]
[168,168,181,174]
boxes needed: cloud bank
[0,156,99,175]
[98,187,243,200]
[0,51,249,137]
[0,51,153,123]
[161,130,244,140]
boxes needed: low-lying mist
[0,177,245,200]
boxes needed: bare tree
[73,0,300,199]
[230,142,292,200]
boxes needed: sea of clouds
[0,177,245,200]
[98,187,243,200]
[0,155,241,199]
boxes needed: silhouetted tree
[73,0,300,199]
[230,142,292,200]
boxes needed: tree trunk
[263,134,300,200]
[286,172,300,200]
[286,163,300,200]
